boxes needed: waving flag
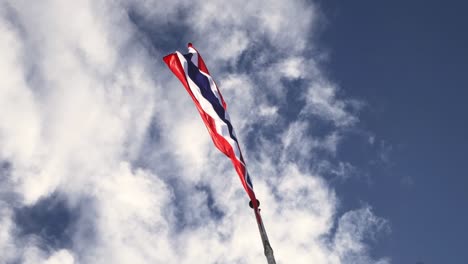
[163,43,258,208]
[163,43,275,264]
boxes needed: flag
[163,43,259,208]
[164,44,276,264]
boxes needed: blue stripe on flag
[246,172,253,188]
[184,54,239,143]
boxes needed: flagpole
[251,201,276,264]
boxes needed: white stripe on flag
[175,52,243,163]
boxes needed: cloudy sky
[1,0,466,263]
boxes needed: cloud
[303,83,358,127]
[333,207,391,264]
[0,0,389,263]
[43,250,75,264]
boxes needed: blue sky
[318,1,468,262]
[0,0,466,263]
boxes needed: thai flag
[163,43,259,209]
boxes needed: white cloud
[278,57,306,79]
[0,13,41,167]
[0,204,16,263]
[333,207,391,264]
[303,82,358,127]
[0,0,389,263]
[44,250,75,264]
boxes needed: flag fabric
[163,43,258,208]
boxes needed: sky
[0,0,466,263]
[317,1,468,263]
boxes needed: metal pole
[253,206,276,264]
